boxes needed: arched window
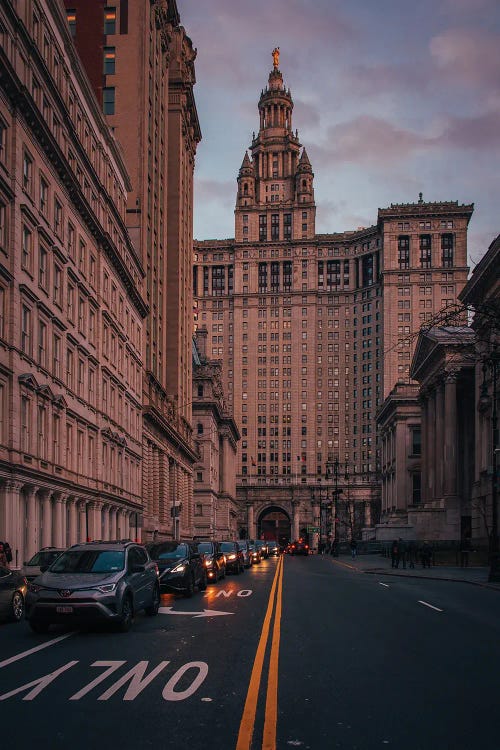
[243,182,248,196]
[197,423,204,435]
[302,179,307,189]
[197,384,204,397]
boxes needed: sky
[180,0,499,266]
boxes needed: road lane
[0,557,279,750]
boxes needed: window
[0,286,4,339]
[39,246,48,290]
[259,214,267,242]
[104,47,116,75]
[104,7,116,34]
[21,396,30,452]
[21,305,32,356]
[411,427,421,456]
[419,235,432,268]
[66,9,76,37]
[54,199,62,235]
[441,234,454,267]
[40,176,49,215]
[53,263,62,306]
[53,334,61,378]
[412,473,421,505]
[0,200,6,251]
[103,87,115,115]
[271,214,279,241]
[38,320,47,367]
[22,225,32,271]
[23,151,33,193]
[0,119,7,163]
[284,213,292,240]
[398,236,410,269]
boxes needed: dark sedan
[147,541,207,597]
[220,541,244,574]
[0,566,27,623]
[290,539,309,556]
[197,541,226,582]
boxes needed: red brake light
[305,545,309,549]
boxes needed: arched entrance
[258,506,291,547]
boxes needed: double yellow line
[236,554,284,750]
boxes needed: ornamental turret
[237,151,255,208]
[296,148,314,205]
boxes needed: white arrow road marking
[378,582,390,587]
[418,600,443,612]
[158,606,233,618]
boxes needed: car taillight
[305,545,309,549]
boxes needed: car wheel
[145,584,160,616]
[29,619,49,634]
[184,574,195,598]
[10,591,25,622]
[198,572,207,592]
[117,594,134,632]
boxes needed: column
[109,507,117,540]
[25,486,39,561]
[435,381,445,500]
[41,492,52,548]
[53,495,65,547]
[364,501,371,527]
[78,500,87,542]
[1,481,23,567]
[420,397,428,503]
[444,372,457,497]
[292,501,300,541]
[428,388,436,500]
[68,498,78,546]
[102,505,110,541]
[247,503,254,539]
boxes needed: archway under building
[258,506,291,547]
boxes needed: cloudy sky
[181,0,499,265]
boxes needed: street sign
[307,526,320,533]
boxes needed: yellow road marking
[262,552,284,750]
[236,555,283,750]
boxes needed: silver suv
[26,541,160,633]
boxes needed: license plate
[56,606,73,614]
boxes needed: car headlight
[227,554,236,560]
[171,563,186,573]
[96,583,117,593]
[204,557,214,567]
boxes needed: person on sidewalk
[350,539,358,558]
[407,540,416,569]
[398,538,407,569]
[391,539,400,568]
[460,535,471,568]
[420,541,432,569]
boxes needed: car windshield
[197,543,213,554]
[255,541,265,547]
[50,550,125,574]
[149,543,188,560]
[27,551,62,567]
[237,542,248,549]
[220,542,236,552]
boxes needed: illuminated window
[104,47,116,75]
[104,7,116,34]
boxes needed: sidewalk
[327,553,500,591]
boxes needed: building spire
[272,47,280,70]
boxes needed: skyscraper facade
[0,0,146,564]
[194,56,473,546]
[64,0,201,540]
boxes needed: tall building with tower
[194,52,473,546]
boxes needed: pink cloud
[340,63,430,97]
[429,28,500,90]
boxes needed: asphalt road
[1,554,499,750]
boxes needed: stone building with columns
[64,0,202,542]
[192,327,240,540]
[194,54,473,546]
[0,0,146,566]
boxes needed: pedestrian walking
[391,539,400,568]
[398,538,407,569]
[460,535,471,568]
[420,541,432,569]
[407,540,416,569]
[350,538,357,558]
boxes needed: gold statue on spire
[272,47,280,69]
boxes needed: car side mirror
[40,565,49,573]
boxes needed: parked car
[147,541,207,597]
[0,566,27,623]
[248,543,261,565]
[237,540,253,568]
[25,541,160,633]
[21,547,66,582]
[220,541,244,574]
[254,540,269,559]
[196,541,226,582]
[267,541,280,557]
[290,539,309,556]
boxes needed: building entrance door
[258,507,291,547]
